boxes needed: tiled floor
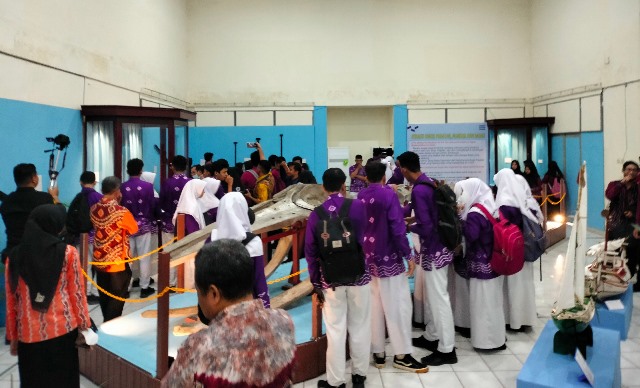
[0,228,638,387]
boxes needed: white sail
[554,162,587,310]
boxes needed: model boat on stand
[585,237,631,301]
[550,162,595,356]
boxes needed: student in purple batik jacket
[121,158,157,298]
[455,178,506,350]
[210,192,270,308]
[494,168,537,331]
[397,151,457,366]
[357,162,427,373]
[77,171,103,304]
[305,168,370,388]
[349,155,367,195]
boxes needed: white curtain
[122,123,143,178]
[497,129,527,170]
[86,121,114,189]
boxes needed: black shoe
[149,278,155,285]
[351,374,366,388]
[140,287,155,298]
[421,349,458,366]
[412,321,426,330]
[393,354,429,373]
[455,325,471,338]
[131,278,140,288]
[373,352,386,368]
[474,343,507,352]
[86,295,100,305]
[317,380,345,388]
[412,335,439,352]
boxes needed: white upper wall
[186,0,532,106]
[0,0,190,102]
[531,0,640,96]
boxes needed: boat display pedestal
[553,325,592,358]
[591,285,633,340]
[517,321,621,388]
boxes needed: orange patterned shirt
[5,245,91,343]
[90,197,138,272]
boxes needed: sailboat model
[551,162,595,333]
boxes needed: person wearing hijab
[455,178,506,350]
[210,192,270,309]
[511,160,523,175]
[523,160,543,200]
[6,204,91,388]
[542,161,566,215]
[200,177,221,225]
[494,169,537,331]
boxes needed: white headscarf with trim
[494,168,537,223]
[515,174,544,224]
[211,192,262,257]
[454,178,497,220]
[173,179,207,229]
[199,177,221,212]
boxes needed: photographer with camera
[1,163,60,264]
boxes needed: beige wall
[327,106,393,162]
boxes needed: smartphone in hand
[246,142,257,148]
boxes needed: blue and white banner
[407,122,489,184]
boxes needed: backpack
[522,216,547,262]
[313,199,366,285]
[66,192,93,236]
[415,180,462,250]
[473,203,525,276]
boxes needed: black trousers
[626,236,640,279]
[96,264,132,322]
[18,329,79,388]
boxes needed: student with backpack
[357,162,427,373]
[304,168,370,388]
[397,151,458,366]
[454,178,506,351]
[494,168,538,331]
[67,171,103,304]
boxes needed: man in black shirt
[1,163,59,262]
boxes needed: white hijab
[173,179,207,229]
[454,178,497,220]
[494,168,537,223]
[199,177,221,212]
[515,174,544,224]
[140,171,159,198]
[211,192,262,257]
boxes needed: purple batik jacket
[159,173,190,234]
[357,183,411,278]
[305,193,370,289]
[121,177,157,236]
[81,187,103,244]
[349,164,367,193]
[463,211,498,279]
[403,174,453,271]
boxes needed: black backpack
[522,216,547,262]
[66,192,93,236]
[314,199,366,285]
[415,180,462,251]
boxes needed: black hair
[250,150,260,167]
[13,163,37,186]
[301,163,310,171]
[126,158,144,176]
[355,154,363,160]
[365,161,386,183]
[101,176,121,195]
[211,160,227,174]
[268,154,279,167]
[243,160,253,171]
[623,161,639,171]
[387,149,394,157]
[194,239,254,301]
[322,168,346,192]
[204,164,215,176]
[292,156,302,163]
[80,171,96,185]
[258,160,271,174]
[396,151,421,173]
[277,156,286,164]
[172,155,187,172]
[511,160,523,175]
[523,160,540,187]
[204,152,214,162]
[195,165,204,173]
[216,158,230,169]
[546,161,565,180]
[287,162,301,173]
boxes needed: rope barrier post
[311,293,322,339]
[156,251,170,380]
[289,227,302,286]
[79,233,89,275]
[542,184,548,232]
[261,232,269,267]
[176,214,186,291]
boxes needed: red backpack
[473,203,525,276]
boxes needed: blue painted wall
[189,107,328,178]
[0,98,84,251]
[393,105,408,155]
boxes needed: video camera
[44,134,71,188]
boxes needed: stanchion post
[176,214,186,290]
[79,233,89,271]
[156,251,170,379]
[311,294,322,339]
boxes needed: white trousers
[371,275,412,356]
[411,233,428,324]
[83,244,99,297]
[504,262,537,329]
[323,284,371,387]
[470,276,506,349]
[449,271,470,329]
[129,233,152,289]
[420,265,455,353]
[161,232,178,286]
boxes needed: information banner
[407,123,488,184]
